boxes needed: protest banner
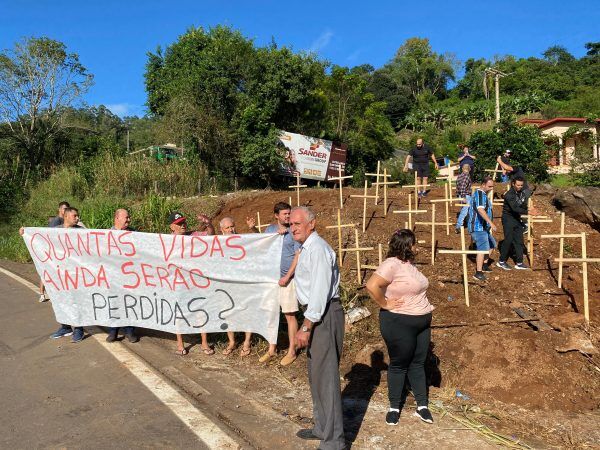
[22,228,283,343]
[278,130,347,181]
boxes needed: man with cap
[106,208,139,343]
[290,206,345,450]
[169,211,215,355]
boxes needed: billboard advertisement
[278,131,347,181]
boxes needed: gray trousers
[307,301,345,450]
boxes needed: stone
[555,329,598,355]
[547,312,586,330]
[552,186,600,231]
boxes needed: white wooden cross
[393,193,427,230]
[350,180,378,232]
[540,212,576,288]
[366,161,393,206]
[439,227,490,306]
[526,197,553,269]
[341,228,374,284]
[415,203,454,264]
[328,165,353,209]
[554,232,599,323]
[401,171,431,204]
[372,168,399,216]
[288,173,308,206]
[360,243,384,271]
[255,211,270,233]
[325,208,358,266]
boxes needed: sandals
[222,346,235,356]
[258,352,276,363]
[240,347,251,357]
[202,347,215,355]
[280,353,297,366]
[175,348,188,356]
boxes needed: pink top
[375,257,434,316]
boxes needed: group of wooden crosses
[259,162,597,323]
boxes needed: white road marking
[0,267,240,449]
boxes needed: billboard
[278,131,347,181]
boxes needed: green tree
[0,37,93,170]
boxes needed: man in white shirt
[290,206,345,450]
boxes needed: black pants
[379,310,432,409]
[500,217,524,264]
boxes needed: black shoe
[473,271,486,281]
[106,331,118,343]
[386,410,400,426]
[125,333,139,343]
[296,429,320,440]
[482,263,492,273]
[414,407,434,424]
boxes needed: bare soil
[206,182,600,448]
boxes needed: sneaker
[473,271,486,281]
[38,293,49,303]
[523,223,529,234]
[386,410,400,426]
[482,263,492,273]
[51,326,72,339]
[125,333,139,343]
[71,327,84,343]
[414,407,434,424]
[496,261,512,271]
[514,263,529,270]
[422,191,429,197]
[454,227,461,234]
[106,330,118,343]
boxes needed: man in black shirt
[497,176,533,270]
[404,138,439,198]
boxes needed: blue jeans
[456,195,471,229]
[470,230,497,251]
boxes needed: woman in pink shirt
[366,229,434,426]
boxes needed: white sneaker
[38,294,49,303]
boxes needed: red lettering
[156,266,173,290]
[107,231,122,256]
[169,265,190,290]
[210,236,225,257]
[81,267,97,287]
[97,265,110,289]
[42,269,60,290]
[141,263,156,287]
[63,233,80,258]
[77,233,91,256]
[121,261,141,289]
[158,234,177,262]
[189,269,210,288]
[225,235,246,261]
[117,231,136,257]
[89,231,105,256]
[190,236,209,258]
[29,233,52,262]
[63,267,79,290]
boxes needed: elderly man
[20,208,86,342]
[290,206,345,450]
[219,217,253,357]
[169,211,215,356]
[106,209,139,343]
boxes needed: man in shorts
[403,138,439,198]
[247,202,301,366]
[467,177,497,282]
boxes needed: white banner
[22,228,283,343]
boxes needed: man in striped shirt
[467,176,497,281]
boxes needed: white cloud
[106,103,133,117]
[309,30,334,53]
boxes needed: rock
[547,312,586,330]
[552,186,600,231]
[555,329,598,355]
[354,343,389,369]
[534,183,558,197]
[345,306,371,324]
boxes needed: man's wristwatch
[301,325,311,333]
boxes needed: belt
[300,297,340,312]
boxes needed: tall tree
[0,37,93,168]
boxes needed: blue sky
[2,1,598,117]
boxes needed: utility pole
[484,67,509,123]
[126,128,130,153]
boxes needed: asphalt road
[0,272,212,449]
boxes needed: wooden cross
[415,203,454,264]
[365,161,382,205]
[350,180,377,232]
[341,228,374,284]
[400,172,431,204]
[328,165,353,209]
[439,227,490,306]
[526,198,553,269]
[255,211,270,233]
[554,232,599,323]
[540,212,576,288]
[325,209,358,266]
[288,173,308,206]
[393,193,427,230]
[360,243,384,271]
[484,162,503,179]
[372,168,399,216]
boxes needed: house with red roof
[519,117,599,172]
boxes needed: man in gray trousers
[290,206,345,450]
